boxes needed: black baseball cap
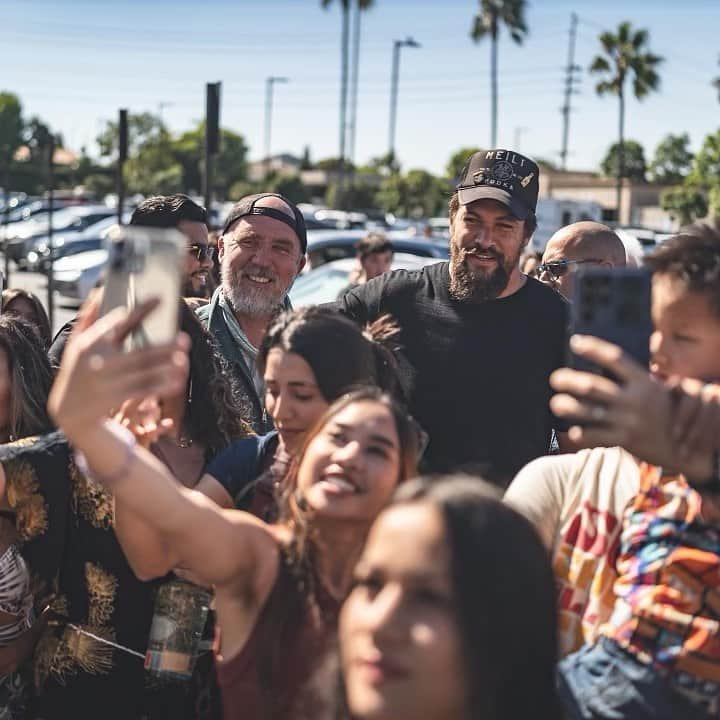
[222,193,308,253]
[456,149,540,220]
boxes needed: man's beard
[448,244,519,303]
[222,262,292,317]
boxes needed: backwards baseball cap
[456,149,540,220]
[222,193,308,253]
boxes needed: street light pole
[388,37,420,170]
[264,76,289,181]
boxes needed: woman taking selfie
[338,475,561,720]
[47,303,419,718]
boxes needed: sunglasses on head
[188,243,216,262]
[534,258,601,280]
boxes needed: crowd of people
[0,146,718,719]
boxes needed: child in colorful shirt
[553,224,720,719]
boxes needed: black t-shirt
[337,261,568,481]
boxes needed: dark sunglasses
[535,258,601,281]
[188,243,216,262]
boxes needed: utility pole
[204,82,221,217]
[264,77,289,181]
[117,109,128,227]
[337,3,351,206]
[46,137,55,333]
[559,12,580,170]
[388,37,420,170]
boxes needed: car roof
[306,229,448,254]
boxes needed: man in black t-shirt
[337,149,569,482]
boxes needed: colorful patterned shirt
[603,463,720,685]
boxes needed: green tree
[446,146,483,181]
[124,129,183,195]
[689,128,720,185]
[600,140,647,181]
[589,21,663,215]
[660,186,708,226]
[713,55,720,103]
[649,133,693,185]
[0,92,24,192]
[376,169,447,217]
[96,112,166,158]
[173,123,248,198]
[470,0,528,148]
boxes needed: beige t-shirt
[505,447,640,657]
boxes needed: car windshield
[290,266,351,306]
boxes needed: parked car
[290,253,441,307]
[22,214,129,271]
[305,229,449,270]
[5,206,117,267]
[53,249,107,304]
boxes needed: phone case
[569,267,653,376]
[100,226,184,348]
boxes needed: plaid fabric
[602,463,720,687]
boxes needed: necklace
[177,434,193,448]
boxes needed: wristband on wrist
[74,422,138,488]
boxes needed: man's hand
[550,335,718,480]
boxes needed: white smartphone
[100,226,184,348]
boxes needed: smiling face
[296,400,401,523]
[263,348,330,455]
[218,199,306,318]
[179,219,212,297]
[449,199,528,302]
[340,502,468,720]
[650,273,720,383]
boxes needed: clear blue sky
[3,0,719,176]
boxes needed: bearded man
[337,149,569,482]
[197,193,306,432]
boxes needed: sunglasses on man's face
[534,258,601,281]
[188,243,216,262]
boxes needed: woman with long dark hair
[0,302,249,720]
[1,290,52,350]
[46,306,420,718]
[339,475,561,720]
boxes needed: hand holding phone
[100,226,185,349]
[568,267,652,379]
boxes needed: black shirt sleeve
[205,434,278,508]
[48,318,78,371]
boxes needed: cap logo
[491,160,514,182]
[520,172,535,188]
[472,171,485,185]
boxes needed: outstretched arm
[48,300,279,593]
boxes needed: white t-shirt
[505,447,640,657]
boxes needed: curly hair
[646,220,720,319]
[180,302,252,459]
[0,316,54,441]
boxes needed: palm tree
[321,0,374,206]
[589,22,663,221]
[470,0,528,149]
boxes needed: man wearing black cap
[197,193,306,432]
[337,149,569,482]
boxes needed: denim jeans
[558,637,716,720]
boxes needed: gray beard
[221,264,290,318]
[449,249,512,303]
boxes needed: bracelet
[74,422,138,488]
